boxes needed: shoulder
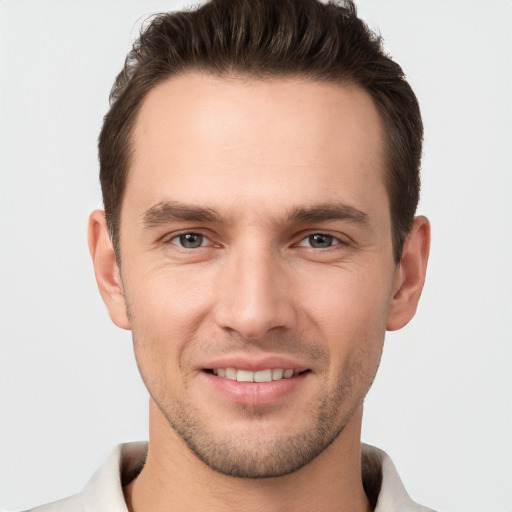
[22,492,83,512]
[18,442,147,512]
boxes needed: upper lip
[201,354,310,372]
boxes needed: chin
[155,392,354,479]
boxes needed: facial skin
[89,73,429,511]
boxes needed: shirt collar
[79,442,432,512]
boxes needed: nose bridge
[214,238,296,340]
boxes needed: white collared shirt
[26,442,435,512]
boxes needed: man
[29,0,432,510]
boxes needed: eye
[297,233,339,249]
[170,232,208,249]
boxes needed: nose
[213,244,297,340]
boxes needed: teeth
[225,367,237,380]
[212,368,298,382]
[237,369,254,382]
[272,368,284,380]
[254,369,272,382]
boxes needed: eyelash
[165,231,347,250]
[166,232,212,249]
[295,233,345,249]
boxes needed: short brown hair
[99,0,423,262]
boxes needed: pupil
[180,233,203,248]
[310,234,332,248]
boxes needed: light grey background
[1,1,511,510]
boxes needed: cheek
[301,264,393,331]
[298,265,392,370]
[124,266,216,380]
[126,263,215,326]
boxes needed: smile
[208,368,305,382]
[202,365,311,405]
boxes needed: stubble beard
[149,363,374,479]
[130,322,381,479]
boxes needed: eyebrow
[286,202,369,225]
[142,201,224,227]
[141,200,369,228]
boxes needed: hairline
[112,69,402,264]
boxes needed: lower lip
[201,371,309,406]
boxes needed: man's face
[117,73,400,477]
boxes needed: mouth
[204,368,310,383]
[201,363,311,406]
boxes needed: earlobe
[386,216,430,331]
[87,210,131,330]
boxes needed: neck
[124,402,371,512]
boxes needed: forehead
[127,72,387,220]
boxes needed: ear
[386,216,430,331]
[87,210,131,330]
